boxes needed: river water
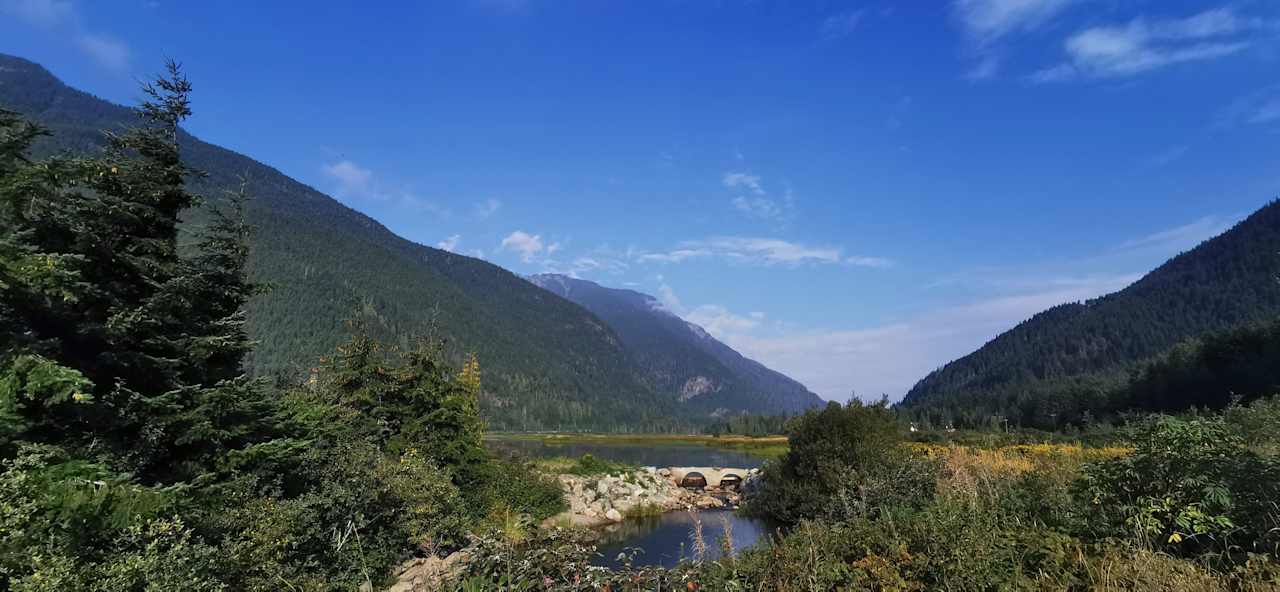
[485,438,768,469]
[486,436,777,568]
[593,509,776,569]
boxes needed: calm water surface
[592,509,776,569]
[485,438,767,469]
[487,437,776,567]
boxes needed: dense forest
[0,53,700,432]
[529,274,822,415]
[902,201,1280,428]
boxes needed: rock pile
[544,467,756,528]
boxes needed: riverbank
[486,432,789,466]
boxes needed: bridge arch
[679,471,708,489]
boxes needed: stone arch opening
[680,471,707,489]
[719,473,743,489]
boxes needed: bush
[1078,415,1280,556]
[215,441,468,591]
[746,400,936,523]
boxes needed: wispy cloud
[1112,214,1236,254]
[820,10,865,40]
[722,172,765,195]
[1216,84,1280,129]
[473,198,502,219]
[322,159,447,214]
[323,160,374,196]
[732,196,785,220]
[540,255,629,278]
[637,236,892,268]
[1143,144,1190,167]
[1032,7,1264,82]
[663,272,1137,401]
[2,0,131,71]
[953,0,1082,44]
[437,234,462,252]
[4,0,73,27]
[500,230,546,262]
[723,172,796,222]
[952,0,1084,79]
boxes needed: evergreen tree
[0,62,271,482]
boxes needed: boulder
[605,508,623,522]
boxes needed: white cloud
[687,304,763,336]
[731,196,784,220]
[320,159,446,214]
[437,234,461,252]
[951,0,1085,81]
[953,0,1082,44]
[964,55,1002,81]
[322,160,375,197]
[3,0,73,27]
[1112,214,1235,254]
[76,33,129,71]
[846,255,894,268]
[3,0,132,72]
[1252,98,1280,124]
[821,10,865,39]
[637,248,712,264]
[500,230,546,262]
[670,273,1137,401]
[637,237,892,269]
[1143,144,1189,167]
[1032,7,1261,82]
[474,198,502,219]
[1217,84,1280,129]
[722,172,765,195]
[540,254,630,278]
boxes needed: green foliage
[902,202,1280,427]
[747,400,936,524]
[1122,317,1280,412]
[705,413,793,437]
[11,518,225,592]
[0,63,569,590]
[212,442,467,591]
[1078,415,1280,555]
[563,453,635,476]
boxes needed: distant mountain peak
[528,273,823,414]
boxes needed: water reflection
[486,438,767,469]
[592,510,775,569]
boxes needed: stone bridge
[660,467,755,489]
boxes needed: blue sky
[4,0,1279,401]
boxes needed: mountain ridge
[901,199,1280,426]
[528,273,824,415]
[0,52,681,431]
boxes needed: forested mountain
[528,274,823,415]
[901,200,1280,428]
[0,53,678,431]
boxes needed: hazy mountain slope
[528,274,823,415]
[901,200,1280,426]
[0,53,679,431]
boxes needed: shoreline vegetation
[485,432,791,460]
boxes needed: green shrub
[746,400,936,523]
[215,441,468,591]
[1078,415,1280,555]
